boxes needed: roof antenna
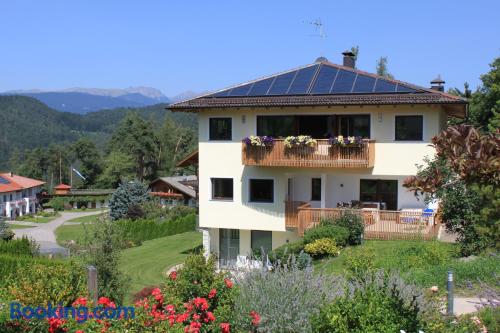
[303,18,328,60]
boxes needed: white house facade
[0,173,45,219]
[169,53,467,265]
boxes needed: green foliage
[109,180,149,221]
[330,211,365,245]
[83,216,129,302]
[267,240,312,269]
[0,237,38,257]
[344,247,375,279]
[304,238,341,258]
[0,217,14,241]
[304,224,350,246]
[375,56,394,79]
[48,196,65,211]
[311,271,433,333]
[96,151,135,188]
[71,137,102,187]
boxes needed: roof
[150,175,197,199]
[168,59,467,116]
[150,192,184,199]
[0,173,45,194]
[54,183,71,190]
[176,150,199,168]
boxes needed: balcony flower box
[242,135,275,147]
[283,135,317,156]
[329,136,365,160]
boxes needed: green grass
[119,231,202,301]
[65,208,107,212]
[9,224,36,229]
[55,223,89,245]
[315,240,500,296]
[16,213,59,223]
[66,214,105,223]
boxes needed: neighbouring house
[150,175,198,207]
[0,172,45,219]
[48,184,114,209]
[168,52,467,266]
[54,183,72,195]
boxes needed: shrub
[344,246,375,279]
[0,217,14,241]
[303,224,350,246]
[304,238,341,258]
[311,270,435,333]
[109,180,149,221]
[234,261,345,332]
[48,197,65,211]
[323,210,365,245]
[0,237,38,257]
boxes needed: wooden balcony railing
[242,139,375,168]
[284,202,440,241]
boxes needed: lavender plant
[233,259,345,333]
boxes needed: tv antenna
[303,18,327,56]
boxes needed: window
[209,118,232,140]
[249,179,274,203]
[251,230,272,254]
[211,178,233,200]
[360,179,398,210]
[337,115,371,138]
[257,115,295,138]
[311,178,321,201]
[395,116,423,141]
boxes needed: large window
[251,230,272,254]
[249,179,274,203]
[395,115,423,141]
[311,178,321,201]
[211,178,233,200]
[360,179,398,210]
[209,118,232,140]
[337,115,370,138]
[257,115,296,138]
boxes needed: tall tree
[96,151,135,188]
[376,56,394,79]
[71,138,102,187]
[107,113,160,181]
[158,117,197,175]
[350,46,359,63]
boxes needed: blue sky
[1,0,499,97]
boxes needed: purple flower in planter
[262,136,275,147]
[243,137,252,145]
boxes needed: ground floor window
[360,179,398,210]
[249,179,274,203]
[311,178,321,201]
[251,230,272,254]
[219,229,239,266]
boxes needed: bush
[48,197,65,211]
[304,238,341,258]
[234,261,345,332]
[0,237,38,257]
[0,217,14,241]
[109,180,149,221]
[311,270,435,333]
[323,210,365,245]
[303,224,350,246]
[344,246,375,279]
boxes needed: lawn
[16,213,60,223]
[315,240,500,296]
[119,231,202,301]
[9,223,36,229]
[55,223,89,245]
[66,214,105,223]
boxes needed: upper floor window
[249,179,274,203]
[337,114,371,138]
[209,118,232,140]
[211,178,233,200]
[395,115,423,141]
[311,178,321,201]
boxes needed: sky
[1,0,499,97]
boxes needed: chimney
[430,75,445,92]
[342,51,356,68]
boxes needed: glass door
[219,229,240,267]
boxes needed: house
[47,184,114,209]
[54,183,72,195]
[0,172,45,219]
[169,52,467,266]
[150,175,198,207]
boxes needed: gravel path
[12,210,106,256]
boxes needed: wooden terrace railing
[242,139,375,168]
[285,202,440,241]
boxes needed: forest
[0,95,197,189]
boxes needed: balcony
[242,139,375,168]
[285,201,440,240]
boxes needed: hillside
[0,95,196,169]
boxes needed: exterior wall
[0,186,42,218]
[198,105,447,234]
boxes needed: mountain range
[1,87,205,114]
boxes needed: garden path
[9,210,105,256]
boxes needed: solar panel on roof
[268,71,296,95]
[374,79,397,92]
[0,176,10,184]
[396,84,418,93]
[310,65,338,94]
[247,77,274,96]
[352,75,376,93]
[211,90,230,97]
[331,70,357,93]
[287,65,318,95]
[228,83,253,96]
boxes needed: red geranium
[250,310,261,326]
[208,288,217,299]
[72,297,87,307]
[224,278,233,289]
[220,322,230,333]
[169,271,178,280]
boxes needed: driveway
[10,210,106,256]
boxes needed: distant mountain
[169,90,210,103]
[3,87,170,114]
[0,95,197,169]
